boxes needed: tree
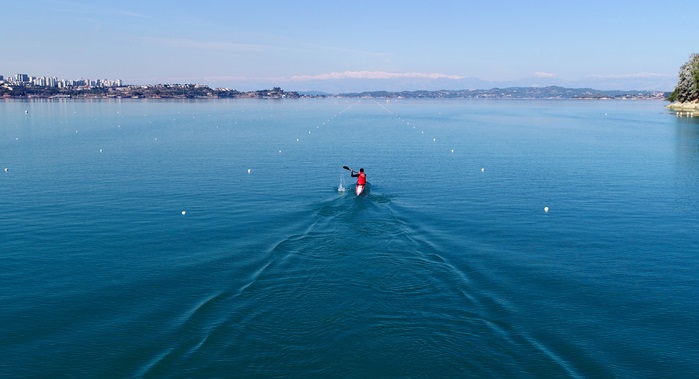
[668,53,699,102]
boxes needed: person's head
[359,168,364,173]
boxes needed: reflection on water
[674,113,699,213]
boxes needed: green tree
[669,53,699,102]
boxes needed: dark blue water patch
[2,99,699,377]
[121,192,533,377]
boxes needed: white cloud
[288,71,465,81]
[201,75,285,83]
[586,72,673,79]
[198,71,465,84]
[535,72,557,78]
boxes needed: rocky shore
[666,100,699,112]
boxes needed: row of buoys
[383,102,553,215]
[676,111,695,117]
[244,101,358,177]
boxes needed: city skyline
[3,1,698,92]
[1,73,122,88]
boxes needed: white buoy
[99,149,103,153]
[451,149,454,153]
[544,206,549,213]
[181,211,186,216]
[3,168,8,172]
[481,168,485,172]
[247,168,251,174]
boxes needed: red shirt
[357,172,366,185]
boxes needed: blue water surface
[1,98,698,378]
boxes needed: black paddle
[342,165,353,172]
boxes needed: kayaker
[351,168,366,186]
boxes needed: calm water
[1,98,698,378]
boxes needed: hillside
[337,86,667,100]
[667,53,699,111]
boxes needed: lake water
[1,98,698,378]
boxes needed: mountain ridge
[335,86,668,99]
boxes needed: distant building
[0,72,124,89]
[32,76,59,87]
[14,74,30,83]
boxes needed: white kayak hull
[355,184,365,196]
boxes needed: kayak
[342,166,367,196]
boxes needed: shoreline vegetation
[0,83,669,101]
[666,53,699,111]
[0,85,303,100]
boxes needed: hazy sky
[3,0,697,91]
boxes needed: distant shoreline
[334,86,669,100]
[1,84,669,101]
[2,96,669,102]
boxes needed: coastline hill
[0,80,667,101]
[667,53,699,111]
[336,86,667,100]
[0,83,301,99]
